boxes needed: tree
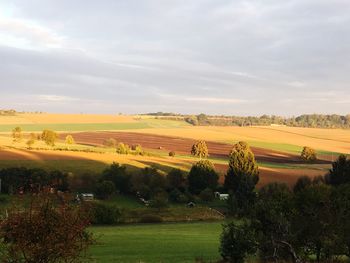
[65,134,75,148]
[0,193,94,262]
[224,141,259,214]
[132,144,144,155]
[188,160,218,194]
[254,183,300,263]
[41,130,58,146]
[293,176,312,193]
[26,139,35,149]
[294,184,335,262]
[12,126,22,142]
[95,180,116,200]
[191,140,209,159]
[301,146,317,162]
[326,154,350,186]
[101,162,131,194]
[220,221,257,263]
[116,142,130,154]
[166,169,185,190]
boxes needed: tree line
[219,143,350,263]
[184,113,350,128]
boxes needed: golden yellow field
[123,125,350,154]
[0,113,136,124]
[0,114,347,186]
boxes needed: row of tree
[12,127,75,147]
[219,143,350,263]
[184,113,350,128]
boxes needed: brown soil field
[0,113,136,124]
[62,131,331,164]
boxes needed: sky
[0,0,350,116]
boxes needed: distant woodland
[148,112,350,129]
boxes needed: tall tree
[224,141,259,214]
[326,154,350,186]
[191,140,209,159]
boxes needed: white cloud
[185,97,249,104]
[37,95,79,102]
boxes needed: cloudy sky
[1,0,350,115]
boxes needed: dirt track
[61,131,330,164]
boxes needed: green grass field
[89,222,222,263]
[0,119,189,132]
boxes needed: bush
[150,192,168,209]
[132,144,144,155]
[90,203,122,225]
[169,151,176,157]
[103,138,117,148]
[116,142,130,154]
[199,188,214,202]
[95,180,116,200]
[139,214,163,223]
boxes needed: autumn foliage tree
[300,146,317,162]
[0,193,94,262]
[191,140,209,159]
[12,126,22,142]
[41,130,58,146]
[65,134,75,146]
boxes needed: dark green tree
[101,162,131,194]
[95,180,116,200]
[220,221,257,263]
[294,184,335,262]
[326,154,350,186]
[166,169,185,190]
[254,183,299,263]
[293,176,312,193]
[224,141,259,214]
[188,160,218,194]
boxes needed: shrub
[132,144,144,155]
[90,203,122,225]
[103,138,117,147]
[139,214,163,223]
[150,192,168,209]
[116,142,130,154]
[199,188,214,202]
[169,151,176,157]
[95,180,116,200]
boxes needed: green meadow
[89,222,222,263]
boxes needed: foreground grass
[89,222,222,263]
